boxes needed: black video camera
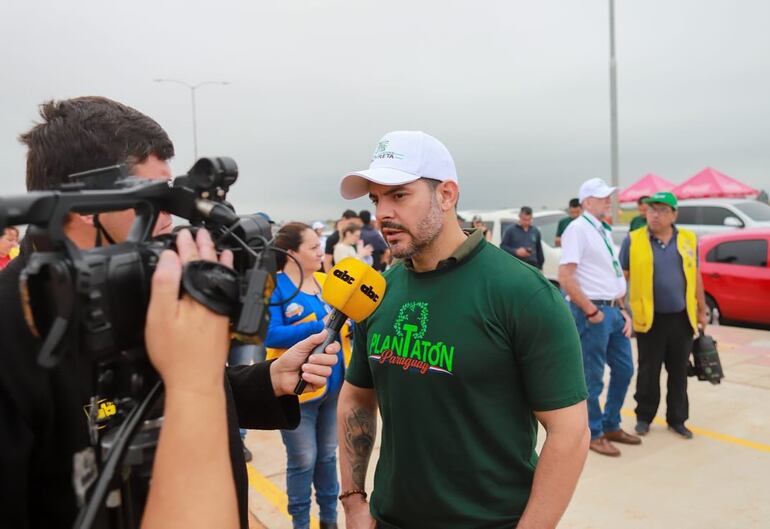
[1,155,281,435]
[0,156,275,374]
[0,156,284,529]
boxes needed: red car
[699,228,770,325]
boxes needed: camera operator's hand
[142,228,237,529]
[145,228,233,394]
[270,331,340,396]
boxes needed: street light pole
[153,78,229,160]
[190,86,198,160]
[608,0,620,223]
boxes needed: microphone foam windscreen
[323,257,386,322]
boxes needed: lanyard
[582,214,615,258]
[582,214,623,278]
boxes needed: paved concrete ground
[244,324,770,529]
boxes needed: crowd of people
[552,182,704,455]
[0,96,708,529]
[460,182,704,459]
[319,209,390,273]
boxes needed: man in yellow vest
[619,192,708,439]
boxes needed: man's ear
[62,213,99,250]
[437,181,460,212]
[74,213,95,227]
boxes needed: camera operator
[0,96,339,529]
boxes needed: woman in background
[265,222,350,529]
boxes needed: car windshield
[533,213,564,247]
[500,221,517,237]
[735,201,770,221]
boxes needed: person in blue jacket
[265,222,351,529]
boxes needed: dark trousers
[634,311,693,425]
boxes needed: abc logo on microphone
[333,268,356,285]
[359,284,379,302]
[332,269,380,302]
[324,258,387,322]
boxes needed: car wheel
[705,294,720,324]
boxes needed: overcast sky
[1,0,768,222]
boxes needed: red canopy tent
[671,167,759,199]
[619,173,675,203]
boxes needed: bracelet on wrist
[339,489,367,502]
[585,308,599,318]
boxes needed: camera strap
[92,213,117,247]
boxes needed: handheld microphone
[293,257,386,395]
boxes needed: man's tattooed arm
[337,382,378,500]
[344,407,377,489]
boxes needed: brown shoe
[589,437,621,457]
[604,429,642,445]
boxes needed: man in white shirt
[558,178,641,457]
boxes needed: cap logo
[372,140,405,161]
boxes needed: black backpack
[688,332,724,385]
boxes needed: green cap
[643,191,678,210]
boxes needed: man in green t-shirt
[629,195,650,231]
[336,131,590,529]
[555,198,581,247]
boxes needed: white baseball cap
[311,221,325,230]
[578,177,617,203]
[340,131,458,199]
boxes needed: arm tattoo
[344,407,376,489]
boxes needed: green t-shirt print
[346,239,587,529]
[366,300,454,375]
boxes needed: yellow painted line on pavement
[245,412,769,526]
[620,408,770,454]
[246,463,321,529]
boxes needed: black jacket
[500,224,545,270]
[0,249,299,529]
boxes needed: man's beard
[382,196,443,260]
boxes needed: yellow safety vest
[628,227,698,334]
[265,272,352,403]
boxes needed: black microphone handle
[293,310,347,395]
